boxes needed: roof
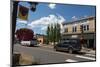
[62,16,96,25]
[35,34,46,37]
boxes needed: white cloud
[72,16,78,20]
[48,3,56,9]
[28,14,66,34]
[41,26,47,31]
[17,19,27,24]
[84,15,87,18]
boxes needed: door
[89,39,94,49]
[61,41,69,51]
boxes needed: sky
[16,1,96,35]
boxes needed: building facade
[35,34,46,45]
[62,16,96,49]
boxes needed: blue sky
[16,2,96,35]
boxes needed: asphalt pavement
[13,44,96,65]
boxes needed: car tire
[68,48,73,54]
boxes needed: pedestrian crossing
[75,55,95,60]
[85,54,96,57]
[65,59,77,62]
[65,53,96,62]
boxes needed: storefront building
[62,16,96,49]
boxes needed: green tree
[56,23,61,42]
[46,23,61,46]
[46,24,50,44]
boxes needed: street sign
[18,5,29,20]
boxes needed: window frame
[72,26,77,32]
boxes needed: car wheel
[68,48,73,54]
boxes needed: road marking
[76,55,95,60]
[65,59,77,62]
[85,54,95,57]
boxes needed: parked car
[54,39,82,53]
[21,39,38,47]
[30,39,38,47]
[21,41,31,46]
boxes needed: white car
[21,41,31,46]
[21,39,38,47]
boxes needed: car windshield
[62,40,70,44]
[60,39,79,44]
[32,39,37,40]
[71,40,78,44]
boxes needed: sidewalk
[39,44,53,48]
[81,48,96,55]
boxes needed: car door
[61,41,69,51]
[56,43,64,50]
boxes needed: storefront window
[87,25,89,30]
[64,28,68,32]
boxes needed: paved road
[13,44,96,64]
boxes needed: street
[13,44,96,64]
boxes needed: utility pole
[80,25,84,48]
[12,1,19,54]
[80,25,84,39]
[12,1,38,52]
[11,1,38,66]
[12,1,19,66]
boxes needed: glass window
[83,25,89,31]
[75,26,77,32]
[83,25,86,31]
[71,40,77,44]
[87,25,89,31]
[72,27,74,32]
[72,26,77,32]
[63,42,67,44]
[64,28,68,32]
[62,40,70,44]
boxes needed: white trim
[65,59,77,62]
[76,55,95,60]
